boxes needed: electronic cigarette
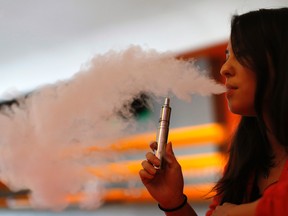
[155,97,171,169]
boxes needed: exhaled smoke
[0,46,225,210]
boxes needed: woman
[139,8,288,216]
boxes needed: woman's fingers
[139,157,159,184]
[139,168,154,180]
[141,159,157,175]
[146,152,160,166]
[149,141,157,151]
[139,152,161,180]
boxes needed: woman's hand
[139,141,185,209]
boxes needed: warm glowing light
[86,123,226,152]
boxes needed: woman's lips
[226,85,238,98]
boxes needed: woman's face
[220,41,257,116]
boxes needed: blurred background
[0,0,287,215]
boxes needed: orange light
[86,123,226,152]
[86,152,225,181]
[66,183,215,204]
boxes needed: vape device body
[155,97,171,169]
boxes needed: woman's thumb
[165,142,176,163]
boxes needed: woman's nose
[220,61,234,78]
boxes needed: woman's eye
[225,50,230,61]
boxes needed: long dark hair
[213,8,288,204]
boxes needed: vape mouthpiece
[155,97,171,169]
[164,97,170,106]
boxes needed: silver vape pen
[155,97,171,169]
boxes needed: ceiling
[0,0,287,101]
